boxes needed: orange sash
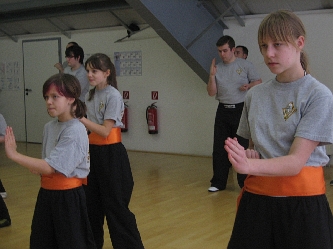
[88,127,121,145]
[237,166,326,207]
[41,173,87,190]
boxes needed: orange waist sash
[41,173,87,190]
[236,166,326,208]
[88,127,121,145]
[244,166,325,197]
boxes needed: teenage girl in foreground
[79,53,144,249]
[224,10,333,249]
[5,74,96,248]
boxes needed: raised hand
[4,126,18,160]
[224,137,251,174]
[210,58,217,77]
[54,62,64,73]
[245,148,260,159]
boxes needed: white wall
[0,27,217,156]
[1,10,333,156]
[224,10,333,89]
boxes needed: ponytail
[88,87,96,101]
[73,99,86,118]
[300,51,310,74]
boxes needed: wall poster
[114,51,142,76]
[0,61,20,91]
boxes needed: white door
[23,38,61,143]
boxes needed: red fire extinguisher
[121,102,128,132]
[146,102,158,134]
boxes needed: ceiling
[0,0,147,42]
[1,0,332,42]
[1,0,332,82]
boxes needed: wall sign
[151,91,158,100]
[123,91,129,99]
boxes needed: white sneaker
[0,192,7,198]
[208,186,219,192]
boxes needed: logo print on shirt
[236,68,243,75]
[282,102,297,121]
[99,101,104,113]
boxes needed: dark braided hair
[43,73,86,118]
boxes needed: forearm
[225,137,316,177]
[9,152,54,175]
[248,79,262,89]
[80,117,111,137]
[248,154,304,176]
[207,76,217,96]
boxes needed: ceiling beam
[199,0,229,29]
[0,27,18,42]
[221,0,245,26]
[114,25,150,43]
[0,1,131,23]
[109,10,133,33]
[46,18,71,39]
[186,0,240,49]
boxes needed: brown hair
[216,35,235,49]
[43,73,86,118]
[85,53,118,101]
[258,10,309,73]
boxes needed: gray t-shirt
[85,85,124,127]
[43,118,90,178]
[237,74,333,166]
[215,58,261,104]
[64,64,90,102]
[0,114,7,136]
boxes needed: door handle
[25,88,32,95]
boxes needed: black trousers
[30,187,96,249]
[0,196,10,221]
[210,103,248,189]
[85,143,144,249]
[228,192,333,249]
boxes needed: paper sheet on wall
[114,51,142,76]
[0,61,20,91]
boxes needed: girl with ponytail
[225,10,333,249]
[5,73,95,248]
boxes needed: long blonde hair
[258,10,309,73]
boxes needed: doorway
[22,38,61,143]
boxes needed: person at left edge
[207,35,262,192]
[5,74,96,249]
[0,113,11,228]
